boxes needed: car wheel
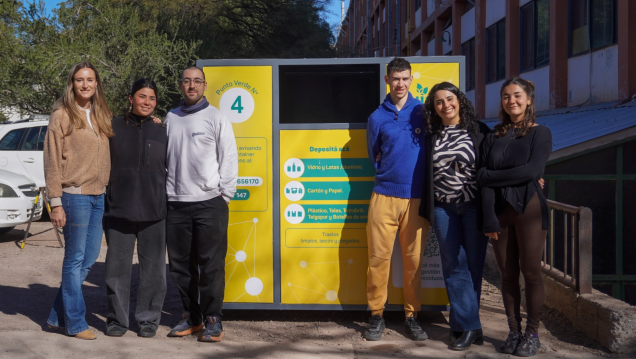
[0,227,15,235]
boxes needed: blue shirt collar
[382,92,415,112]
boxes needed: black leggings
[491,193,546,334]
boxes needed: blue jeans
[47,193,104,335]
[433,200,489,331]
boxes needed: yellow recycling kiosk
[197,57,465,310]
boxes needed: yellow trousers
[366,192,429,317]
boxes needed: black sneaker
[168,312,203,337]
[199,315,224,342]
[514,333,541,357]
[105,323,127,337]
[363,314,385,341]
[404,317,428,341]
[500,331,522,354]
[138,326,156,338]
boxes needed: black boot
[449,329,463,345]
[451,329,483,351]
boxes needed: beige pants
[366,192,429,317]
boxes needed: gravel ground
[0,216,628,358]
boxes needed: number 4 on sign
[231,96,244,113]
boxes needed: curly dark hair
[423,82,478,136]
[494,77,536,138]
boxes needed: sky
[325,0,348,29]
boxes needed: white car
[0,115,49,188]
[0,169,43,235]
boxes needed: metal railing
[542,200,593,294]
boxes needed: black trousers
[104,218,167,330]
[166,196,229,324]
[491,193,546,335]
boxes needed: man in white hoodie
[164,66,238,343]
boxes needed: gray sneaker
[514,333,541,357]
[500,331,522,354]
[199,315,224,342]
[363,314,385,341]
[168,312,203,337]
[404,317,428,341]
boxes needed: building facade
[336,0,636,119]
[337,0,636,305]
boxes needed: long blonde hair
[52,61,114,137]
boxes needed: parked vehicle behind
[0,115,49,188]
[0,169,43,235]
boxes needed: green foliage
[0,0,198,117]
[125,0,335,60]
[0,0,334,116]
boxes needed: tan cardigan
[44,108,110,207]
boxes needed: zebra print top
[433,125,477,203]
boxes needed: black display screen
[279,64,381,124]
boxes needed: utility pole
[388,0,393,56]
[366,0,371,57]
[396,0,401,56]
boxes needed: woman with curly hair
[478,78,552,357]
[418,81,491,350]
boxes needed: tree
[0,0,198,117]
[0,0,336,116]
[125,0,335,60]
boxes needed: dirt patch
[0,218,628,358]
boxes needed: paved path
[0,221,621,358]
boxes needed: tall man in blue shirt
[364,57,430,341]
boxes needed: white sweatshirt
[165,105,238,203]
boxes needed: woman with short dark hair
[419,81,491,351]
[103,78,168,338]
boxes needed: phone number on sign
[237,177,263,186]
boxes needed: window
[464,0,475,13]
[0,128,27,151]
[20,127,40,151]
[521,0,550,72]
[462,38,475,91]
[569,0,617,56]
[415,0,422,11]
[486,19,505,83]
[37,126,47,151]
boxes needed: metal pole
[578,207,593,294]
[366,0,371,57]
[396,0,401,56]
[387,0,393,56]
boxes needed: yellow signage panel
[204,66,274,303]
[279,129,373,305]
[386,62,460,104]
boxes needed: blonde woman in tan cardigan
[44,61,113,340]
